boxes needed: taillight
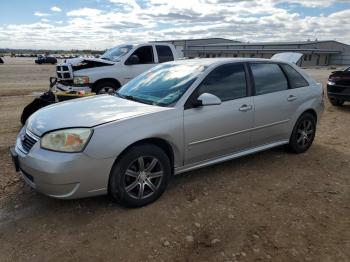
[317,83,324,101]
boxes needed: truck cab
[55,43,179,94]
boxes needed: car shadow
[337,103,350,112]
[1,142,348,226]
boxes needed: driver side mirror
[194,93,222,107]
[125,54,140,65]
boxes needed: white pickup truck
[55,43,179,94]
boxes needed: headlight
[41,128,92,152]
[327,80,335,85]
[73,76,89,85]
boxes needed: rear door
[249,62,299,146]
[123,45,156,83]
[184,63,254,165]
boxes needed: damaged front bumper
[50,77,92,93]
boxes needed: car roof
[166,57,285,67]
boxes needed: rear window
[156,45,174,63]
[250,63,288,95]
[281,64,309,88]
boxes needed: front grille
[21,131,39,153]
[56,64,73,80]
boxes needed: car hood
[27,95,170,136]
[65,57,115,66]
[61,57,115,71]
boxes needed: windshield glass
[101,45,133,62]
[116,63,207,106]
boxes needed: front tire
[109,144,171,208]
[94,81,120,95]
[287,113,316,154]
[329,98,344,107]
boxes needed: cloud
[67,8,103,17]
[34,11,51,17]
[51,6,62,12]
[2,1,350,49]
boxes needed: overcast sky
[1,0,350,50]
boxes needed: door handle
[287,95,297,101]
[239,104,253,112]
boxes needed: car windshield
[116,63,207,106]
[101,45,133,62]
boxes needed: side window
[250,63,288,95]
[281,64,309,88]
[197,63,247,102]
[156,45,174,63]
[128,46,154,64]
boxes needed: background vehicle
[35,55,57,65]
[54,43,179,94]
[327,66,350,106]
[0,57,3,64]
[11,56,324,207]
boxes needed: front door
[184,63,254,165]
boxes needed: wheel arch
[112,137,175,175]
[300,108,317,123]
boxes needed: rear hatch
[271,52,303,65]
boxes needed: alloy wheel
[124,156,164,200]
[98,87,115,95]
[296,119,314,147]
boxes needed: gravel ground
[0,57,349,262]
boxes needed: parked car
[54,43,179,94]
[35,55,57,65]
[11,55,324,207]
[0,57,3,64]
[327,66,350,106]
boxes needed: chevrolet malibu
[11,57,324,207]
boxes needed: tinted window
[156,45,174,63]
[128,46,154,64]
[251,63,288,95]
[281,64,309,88]
[197,63,247,101]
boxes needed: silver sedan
[11,58,324,207]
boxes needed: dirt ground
[0,57,349,262]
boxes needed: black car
[35,56,57,65]
[0,57,3,64]
[327,66,350,106]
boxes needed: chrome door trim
[176,140,289,174]
[189,119,290,146]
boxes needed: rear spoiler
[271,52,303,65]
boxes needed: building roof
[184,48,340,54]
[153,38,240,43]
[190,40,346,47]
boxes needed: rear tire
[109,144,171,208]
[329,98,344,107]
[94,81,120,95]
[287,113,316,154]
